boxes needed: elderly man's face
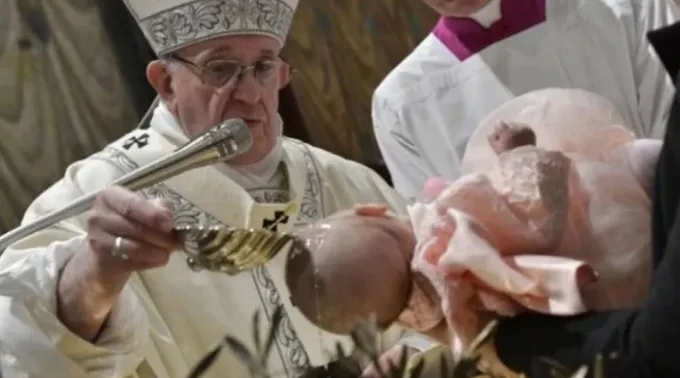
[148,35,290,166]
[423,0,492,16]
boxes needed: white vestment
[0,108,407,378]
[372,0,678,200]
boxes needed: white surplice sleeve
[629,0,678,139]
[0,157,150,378]
[372,95,434,201]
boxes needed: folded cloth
[401,143,650,359]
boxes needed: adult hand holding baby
[334,204,424,378]
[352,204,521,377]
[287,89,658,378]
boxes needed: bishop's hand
[85,185,181,273]
[57,185,181,341]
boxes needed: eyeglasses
[168,55,287,88]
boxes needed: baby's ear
[354,203,389,217]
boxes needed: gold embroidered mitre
[123,0,299,56]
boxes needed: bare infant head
[285,205,415,335]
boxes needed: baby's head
[285,205,415,334]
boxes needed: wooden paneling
[283,0,438,165]
[0,0,139,232]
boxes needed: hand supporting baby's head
[285,205,416,335]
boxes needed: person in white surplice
[0,1,424,377]
[372,0,679,201]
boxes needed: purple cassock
[433,0,547,61]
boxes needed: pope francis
[0,1,410,377]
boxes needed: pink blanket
[400,89,656,354]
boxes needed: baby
[284,89,660,375]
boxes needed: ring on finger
[110,236,130,260]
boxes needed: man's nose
[230,73,262,104]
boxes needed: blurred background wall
[0,0,437,233]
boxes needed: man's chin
[228,140,272,166]
[246,125,267,143]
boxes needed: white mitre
[123,0,299,56]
